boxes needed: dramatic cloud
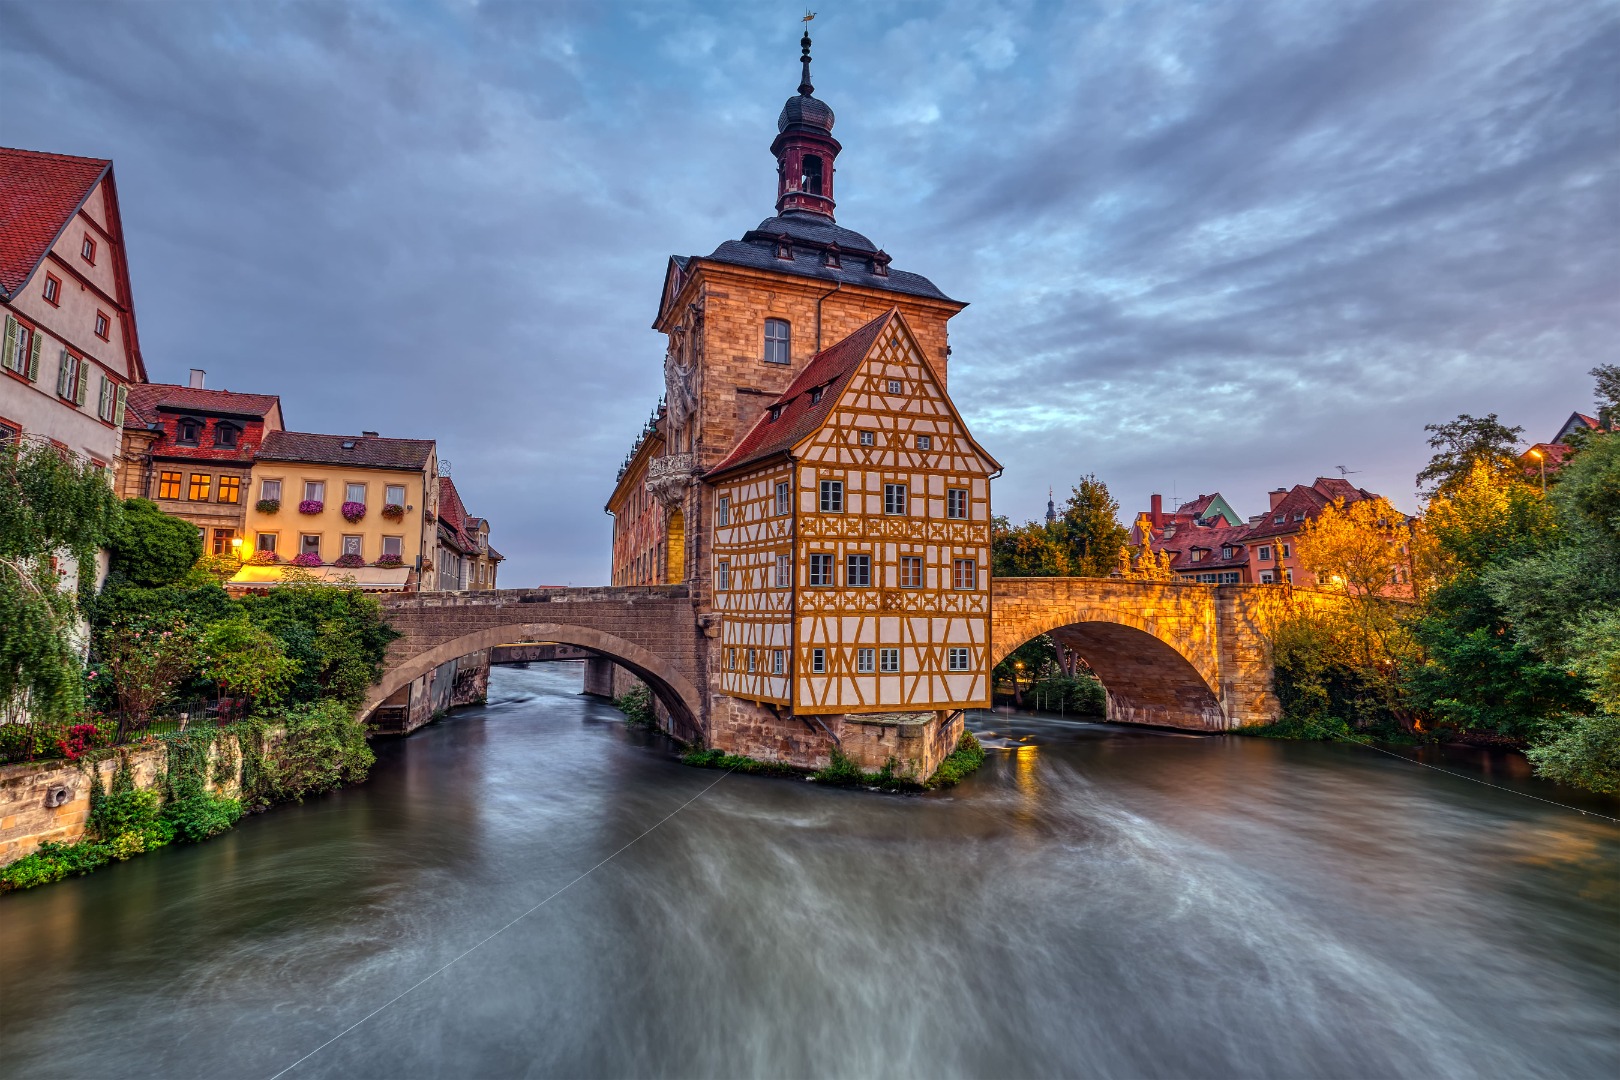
[2,0,1613,582]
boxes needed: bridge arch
[362,621,705,739]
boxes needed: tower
[771,31,841,219]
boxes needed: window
[857,648,875,673]
[382,535,403,558]
[1273,515,1284,524]
[858,431,874,447]
[809,387,823,404]
[260,479,282,502]
[808,553,834,586]
[0,419,19,443]
[952,558,976,590]
[716,496,729,525]
[214,423,239,448]
[948,648,971,672]
[884,484,907,515]
[900,556,923,588]
[345,483,366,504]
[773,650,786,675]
[300,535,321,556]
[81,235,96,263]
[94,311,109,340]
[801,154,823,195]
[947,488,968,520]
[173,417,201,445]
[97,377,122,422]
[811,648,826,674]
[727,649,737,670]
[385,484,406,506]
[916,435,931,450]
[211,528,237,556]
[1258,545,1272,561]
[887,380,902,394]
[819,479,843,513]
[1260,570,1275,584]
[256,533,277,554]
[218,476,241,504]
[1293,512,1306,522]
[1222,546,1233,560]
[342,535,362,557]
[764,319,791,364]
[880,648,900,673]
[775,553,791,587]
[3,318,32,375]
[775,481,791,516]
[157,471,182,500]
[1281,544,1292,558]
[747,649,756,673]
[56,352,80,401]
[42,275,60,305]
[716,559,730,590]
[303,481,325,502]
[188,474,211,501]
[847,554,871,587]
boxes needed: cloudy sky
[3,0,1614,584]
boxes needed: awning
[226,565,414,591]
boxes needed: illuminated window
[952,558,976,591]
[157,471,182,500]
[217,476,241,504]
[188,474,211,501]
[846,554,870,587]
[947,489,967,519]
[900,556,922,588]
[884,484,907,515]
[211,528,237,556]
[818,479,843,513]
[879,648,900,673]
[948,648,970,671]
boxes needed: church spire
[798,29,814,96]
[772,27,841,219]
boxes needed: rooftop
[257,430,434,471]
[0,147,110,298]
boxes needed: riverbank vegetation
[679,731,986,791]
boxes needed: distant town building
[118,371,284,558]
[435,475,502,592]
[1519,410,1612,481]
[607,403,669,586]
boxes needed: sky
[2,0,1614,585]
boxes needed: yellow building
[232,430,441,593]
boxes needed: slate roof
[123,383,281,427]
[698,212,956,303]
[0,147,111,298]
[708,309,896,477]
[258,430,434,470]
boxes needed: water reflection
[0,664,1615,1080]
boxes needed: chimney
[188,368,206,389]
[362,430,379,438]
[1150,493,1163,527]
[1268,488,1289,511]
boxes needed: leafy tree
[991,516,1072,577]
[1592,363,1620,431]
[1296,496,1411,597]
[1061,474,1129,577]
[0,438,121,722]
[100,618,199,735]
[105,498,202,587]
[200,616,298,711]
[241,580,398,705]
[1416,413,1524,497]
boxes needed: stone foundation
[706,694,963,779]
[369,649,490,735]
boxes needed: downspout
[814,281,842,351]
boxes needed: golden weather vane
[803,10,816,23]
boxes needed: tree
[1592,364,1620,431]
[1416,413,1525,497]
[1296,496,1410,597]
[0,438,121,723]
[991,516,1071,577]
[200,616,298,713]
[1061,475,1129,577]
[241,580,399,705]
[100,618,198,736]
[105,499,202,587]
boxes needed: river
[1,663,1616,1079]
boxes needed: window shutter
[114,384,128,426]
[75,361,89,406]
[57,350,71,396]
[26,330,42,381]
[99,377,111,420]
[1,315,15,371]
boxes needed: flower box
[298,499,324,515]
[381,503,406,521]
[375,554,404,568]
[334,553,365,568]
[341,501,367,523]
[251,550,282,565]
[256,498,281,514]
[291,552,323,567]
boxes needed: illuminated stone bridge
[368,579,1308,743]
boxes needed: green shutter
[57,350,71,397]
[75,362,88,406]
[1,316,15,372]
[26,330,41,381]
[114,384,128,426]
[98,377,111,420]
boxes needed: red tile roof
[0,147,112,298]
[123,383,281,428]
[708,310,897,477]
[258,430,434,470]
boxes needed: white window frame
[856,648,875,673]
[916,435,931,450]
[775,553,791,587]
[775,481,791,516]
[879,648,900,673]
[716,559,730,590]
[345,482,367,504]
[846,553,871,587]
[819,479,843,513]
[953,558,976,591]
[716,496,729,526]
[858,431,874,447]
[884,484,907,516]
[304,480,325,502]
[947,488,967,520]
[948,648,970,671]
[261,479,282,502]
[773,650,786,675]
[811,648,826,674]
[808,553,834,587]
[763,318,791,364]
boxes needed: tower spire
[772,21,839,219]
[798,29,814,96]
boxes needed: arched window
[801,155,823,195]
[764,319,791,364]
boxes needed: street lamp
[1528,447,1545,493]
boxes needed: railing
[0,696,247,767]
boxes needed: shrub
[928,731,985,788]
[0,841,110,892]
[255,699,374,803]
[297,500,323,515]
[333,553,365,569]
[374,554,404,568]
[681,747,801,776]
[616,684,656,728]
[380,503,405,521]
[105,498,203,588]
[164,793,242,842]
[256,498,281,514]
[340,501,367,523]
[291,552,322,568]
[55,722,105,761]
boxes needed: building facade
[118,373,284,557]
[434,476,502,592]
[603,33,998,772]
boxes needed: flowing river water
[1,663,1617,1079]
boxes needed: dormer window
[764,318,791,364]
[809,386,824,405]
[768,405,783,422]
[1222,545,1233,559]
[823,242,841,269]
[176,417,202,445]
[774,234,793,260]
[215,422,241,448]
[871,251,890,277]
[801,154,823,196]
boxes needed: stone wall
[0,736,247,866]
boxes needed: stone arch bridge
[369,580,1318,737]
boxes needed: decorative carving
[662,298,706,450]
[647,453,701,509]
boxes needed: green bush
[105,498,203,588]
[928,731,986,788]
[163,793,242,842]
[256,700,375,803]
[0,841,111,891]
[1527,712,1620,795]
[616,684,657,728]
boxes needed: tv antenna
[1335,465,1361,478]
